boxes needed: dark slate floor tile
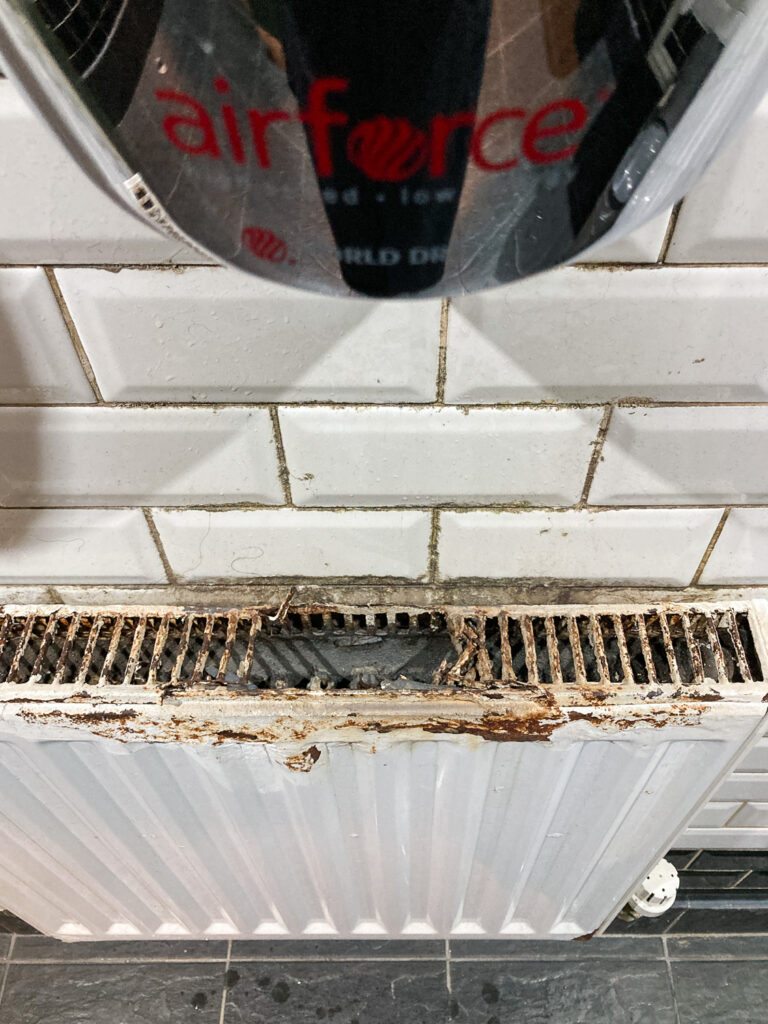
[224,960,448,1023]
[449,958,677,1023]
[666,852,700,870]
[0,911,39,935]
[230,939,444,960]
[735,870,768,889]
[12,936,228,961]
[0,962,225,1023]
[687,852,768,872]
[678,871,747,889]
[449,937,665,960]
[668,935,768,959]
[667,909,768,934]
[671,959,768,1023]
[0,935,10,959]
[605,911,684,935]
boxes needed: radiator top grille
[0,605,761,697]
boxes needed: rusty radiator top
[0,604,762,700]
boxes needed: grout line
[578,404,613,507]
[729,869,753,889]
[690,508,730,586]
[142,509,178,585]
[6,260,768,270]
[44,268,105,403]
[428,510,441,583]
[269,407,294,506]
[662,936,683,1024]
[0,937,13,1009]
[9,501,768,514]
[436,298,450,404]
[445,938,452,1003]
[6,398,768,410]
[658,201,685,264]
[218,940,232,1024]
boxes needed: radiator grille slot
[33,0,125,75]
[0,605,761,696]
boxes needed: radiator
[0,601,765,940]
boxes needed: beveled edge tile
[10,936,228,962]
[449,937,665,959]
[667,935,768,959]
[229,939,445,960]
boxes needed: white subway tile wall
[0,268,95,403]
[447,267,768,404]
[153,509,431,580]
[56,269,442,403]
[0,510,164,583]
[0,407,283,507]
[438,509,723,584]
[0,82,205,265]
[1,68,767,844]
[667,97,768,264]
[279,406,603,507]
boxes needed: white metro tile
[735,739,768,774]
[279,406,601,507]
[55,268,440,402]
[0,268,94,402]
[446,267,768,403]
[0,407,282,506]
[711,774,768,803]
[687,803,743,830]
[153,509,430,579]
[590,407,768,506]
[727,803,768,828]
[700,509,768,585]
[0,509,164,583]
[438,509,720,583]
[667,97,768,262]
[0,81,203,264]
[579,210,671,263]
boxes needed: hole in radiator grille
[0,606,762,695]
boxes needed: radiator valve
[619,859,679,920]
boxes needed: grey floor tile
[449,958,677,1023]
[671,960,768,1023]
[0,936,10,959]
[12,936,228,961]
[605,911,683,935]
[230,939,444,960]
[678,871,747,889]
[666,852,699,870]
[449,937,665,960]
[0,911,38,935]
[687,852,767,872]
[667,909,768,933]
[736,870,768,889]
[224,960,449,1023]
[667,935,768,959]
[0,961,226,1023]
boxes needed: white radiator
[0,602,765,940]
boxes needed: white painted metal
[0,699,764,940]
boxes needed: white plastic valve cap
[622,858,680,920]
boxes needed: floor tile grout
[218,940,231,1024]
[662,936,683,1024]
[0,937,14,1009]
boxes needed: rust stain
[284,745,322,772]
[573,929,598,941]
